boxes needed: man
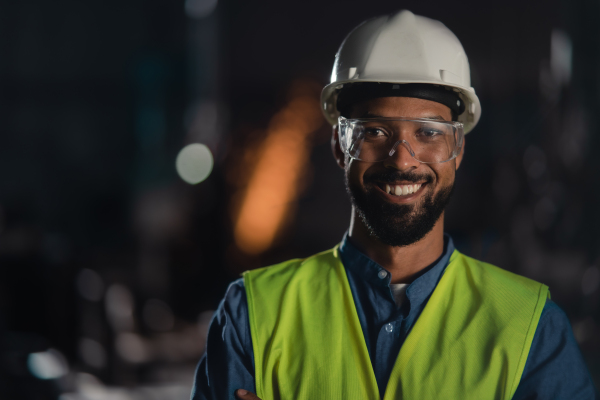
[192,10,597,400]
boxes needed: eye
[417,127,444,138]
[364,127,388,138]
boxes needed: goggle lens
[339,117,464,164]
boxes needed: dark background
[0,0,599,397]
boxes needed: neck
[348,208,445,284]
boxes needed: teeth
[385,183,422,196]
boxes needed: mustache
[363,170,433,185]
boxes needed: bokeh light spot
[79,338,107,369]
[105,284,134,332]
[115,333,148,363]
[28,349,68,380]
[176,143,214,185]
[232,86,323,255]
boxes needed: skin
[338,96,464,283]
[236,96,464,399]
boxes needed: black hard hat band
[336,82,465,117]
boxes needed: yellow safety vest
[243,247,549,400]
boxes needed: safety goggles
[338,117,465,164]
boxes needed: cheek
[431,163,456,187]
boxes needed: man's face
[340,96,463,247]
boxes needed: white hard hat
[321,10,481,133]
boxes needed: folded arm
[191,279,256,400]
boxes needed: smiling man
[192,10,597,400]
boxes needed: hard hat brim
[321,79,481,134]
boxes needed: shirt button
[385,323,393,333]
[377,270,387,279]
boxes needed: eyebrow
[358,111,385,118]
[421,115,446,121]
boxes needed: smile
[382,183,422,196]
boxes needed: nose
[384,140,420,170]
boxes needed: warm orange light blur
[233,88,323,255]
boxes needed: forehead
[349,96,453,121]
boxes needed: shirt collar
[338,232,455,308]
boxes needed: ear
[331,125,346,169]
[455,136,465,170]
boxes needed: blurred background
[0,0,599,398]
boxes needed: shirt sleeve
[191,278,256,400]
[513,300,598,400]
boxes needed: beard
[346,169,454,247]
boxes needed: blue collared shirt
[192,234,597,399]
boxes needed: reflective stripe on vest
[244,247,549,400]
